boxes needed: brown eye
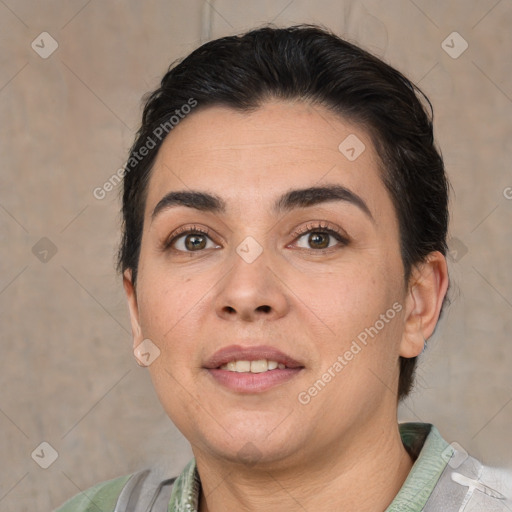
[292,222,349,252]
[165,227,221,253]
[306,232,331,249]
[182,234,208,251]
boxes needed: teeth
[251,360,267,373]
[219,359,284,373]
[235,360,251,372]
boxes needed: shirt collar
[385,422,450,511]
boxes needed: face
[124,100,418,469]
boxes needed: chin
[193,416,304,467]
[206,437,300,469]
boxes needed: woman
[56,24,511,511]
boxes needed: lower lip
[206,368,303,393]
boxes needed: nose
[214,243,290,323]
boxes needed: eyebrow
[151,184,375,223]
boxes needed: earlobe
[123,269,144,349]
[399,251,449,358]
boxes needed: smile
[204,344,304,392]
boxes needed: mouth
[203,344,303,370]
[218,359,288,373]
[203,344,305,393]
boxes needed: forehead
[145,101,392,223]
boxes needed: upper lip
[203,344,304,369]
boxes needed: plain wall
[0,1,511,510]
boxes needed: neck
[195,422,414,512]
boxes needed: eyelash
[162,221,349,254]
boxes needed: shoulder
[426,445,512,511]
[393,423,512,511]
[54,474,132,512]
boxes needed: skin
[124,100,449,511]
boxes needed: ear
[123,269,144,349]
[400,251,449,358]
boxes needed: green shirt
[56,422,450,511]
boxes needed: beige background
[0,0,511,510]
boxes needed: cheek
[137,272,203,359]
[304,267,391,338]
[146,362,197,437]
[317,266,405,376]
[140,257,196,315]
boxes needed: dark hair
[117,23,450,401]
